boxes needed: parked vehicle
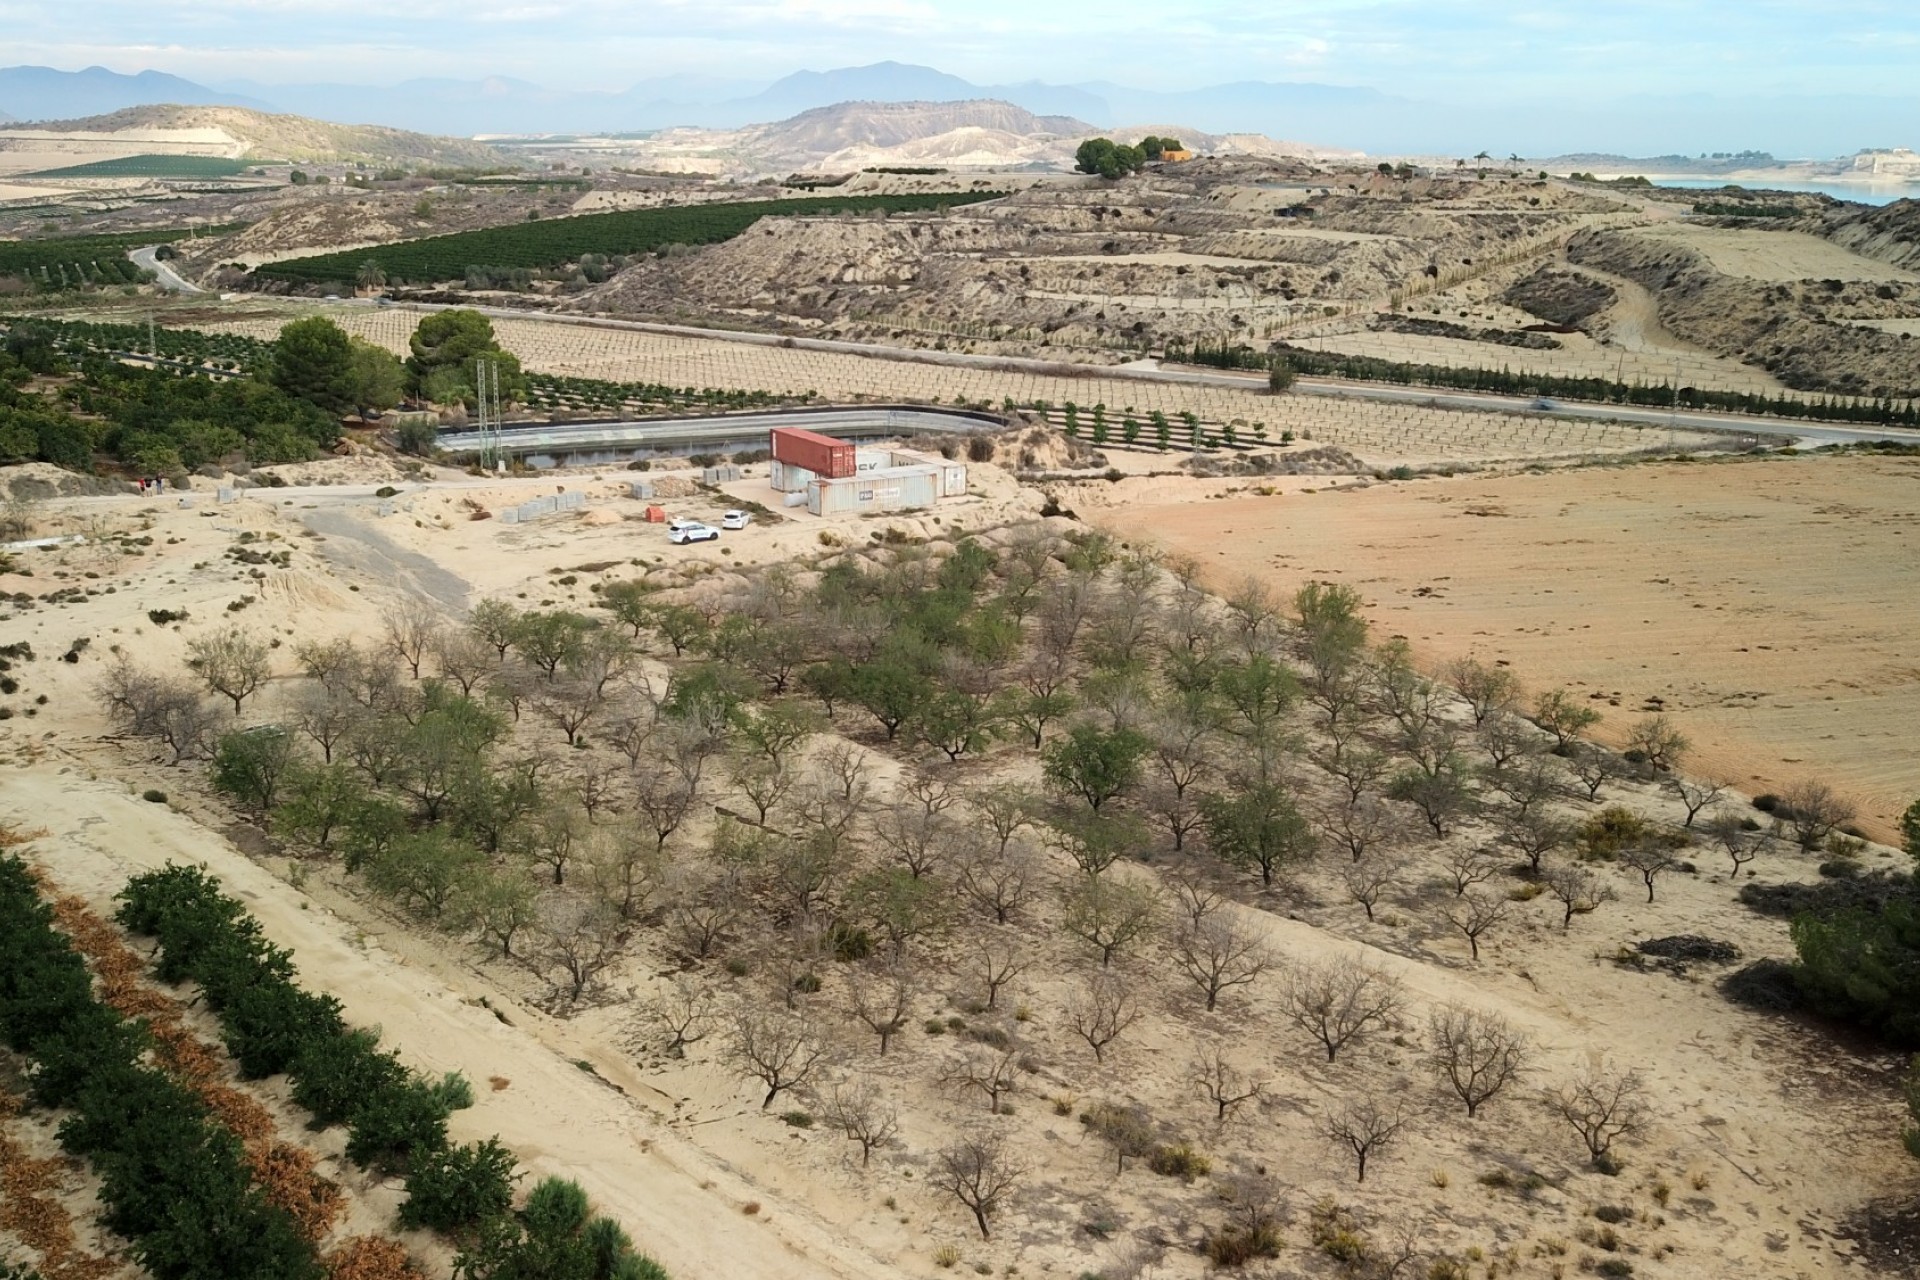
[721,510,751,530]
[668,521,720,545]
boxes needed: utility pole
[474,356,503,472]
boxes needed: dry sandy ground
[3,451,1917,1279]
[1622,225,1920,284]
[1096,452,1920,842]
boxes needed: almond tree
[846,961,916,1055]
[1428,1006,1529,1118]
[1442,890,1512,961]
[186,626,270,716]
[1173,915,1273,1012]
[1544,862,1615,928]
[1190,1047,1268,1123]
[1278,957,1404,1062]
[1321,1093,1414,1181]
[1547,1064,1647,1168]
[937,1135,1023,1240]
[1067,970,1141,1063]
[827,1081,899,1168]
[728,1009,829,1109]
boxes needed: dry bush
[325,1237,427,1280]
[1067,970,1142,1063]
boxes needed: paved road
[306,296,1920,448]
[128,246,204,295]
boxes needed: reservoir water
[1654,178,1914,206]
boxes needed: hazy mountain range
[2,61,1916,157]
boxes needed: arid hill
[1567,221,1920,397]
[0,104,508,168]
[1819,197,1920,272]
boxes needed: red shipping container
[771,427,855,479]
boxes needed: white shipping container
[807,466,939,516]
[854,447,894,474]
[939,464,968,498]
[769,459,819,493]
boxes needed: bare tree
[1625,713,1689,771]
[1427,1006,1529,1117]
[670,868,738,959]
[871,800,954,880]
[1704,811,1767,877]
[1779,779,1857,852]
[1546,1064,1647,1168]
[528,893,625,1009]
[1442,890,1512,962]
[729,1009,830,1109]
[1340,854,1401,923]
[956,835,1038,924]
[1543,862,1615,928]
[1278,958,1404,1062]
[1620,838,1678,903]
[1321,1093,1414,1182]
[1499,809,1572,876]
[630,761,698,856]
[431,628,495,696]
[1319,746,1391,810]
[582,821,667,921]
[1168,870,1227,929]
[1486,755,1561,819]
[1446,656,1519,726]
[186,626,271,715]
[1190,1047,1267,1123]
[729,755,796,826]
[97,658,221,762]
[1067,970,1141,1063]
[1438,844,1503,897]
[846,961,917,1055]
[944,1044,1021,1113]
[1567,743,1627,802]
[970,931,1030,1011]
[1224,575,1281,650]
[382,598,439,680]
[1173,914,1273,1012]
[936,1135,1023,1240]
[291,681,359,763]
[640,975,714,1057]
[1322,794,1405,863]
[1475,712,1535,771]
[1667,774,1726,828]
[967,784,1038,855]
[1061,874,1160,967]
[827,1081,899,1168]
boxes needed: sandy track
[8,770,893,1280]
[1099,453,1920,841]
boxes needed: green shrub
[401,1138,518,1233]
[142,789,167,803]
[1146,1142,1211,1182]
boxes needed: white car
[720,510,751,530]
[668,521,720,545]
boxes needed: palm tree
[356,259,386,293]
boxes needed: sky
[7,0,1916,98]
